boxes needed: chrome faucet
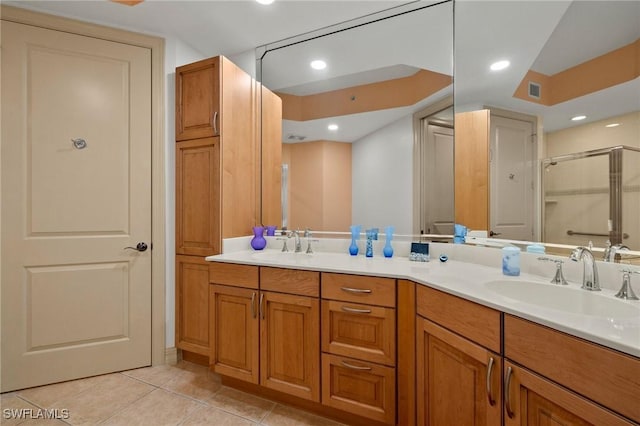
[569,247,600,291]
[293,229,302,253]
[603,241,630,262]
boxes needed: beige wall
[282,141,352,231]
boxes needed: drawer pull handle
[212,111,219,135]
[505,366,515,418]
[340,287,372,294]
[259,293,265,320]
[340,361,372,371]
[251,292,256,319]
[486,357,495,406]
[341,306,372,314]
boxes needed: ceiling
[4,0,639,138]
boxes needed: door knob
[124,242,148,252]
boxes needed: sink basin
[484,280,640,318]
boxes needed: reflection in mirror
[455,0,639,251]
[258,0,453,234]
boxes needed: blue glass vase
[349,225,361,256]
[365,229,374,257]
[250,226,267,250]
[383,226,394,258]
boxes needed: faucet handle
[277,237,289,252]
[537,257,568,285]
[615,268,639,300]
[306,239,320,254]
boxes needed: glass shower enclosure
[542,145,640,250]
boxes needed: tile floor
[1,361,346,426]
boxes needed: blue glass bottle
[383,226,394,258]
[349,225,361,256]
[365,229,374,257]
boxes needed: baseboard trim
[165,347,178,365]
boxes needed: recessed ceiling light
[571,115,587,121]
[310,60,327,70]
[490,60,510,71]
[256,0,274,4]
[328,124,338,131]
[605,123,620,128]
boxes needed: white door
[1,21,152,392]
[422,122,454,235]
[489,116,535,240]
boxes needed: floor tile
[206,387,275,423]
[261,404,346,426]
[180,405,256,426]
[15,374,104,408]
[54,373,154,425]
[161,370,223,403]
[0,395,40,426]
[121,364,188,388]
[101,388,203,426]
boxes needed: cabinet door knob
[259,293,265,320]
[486,357,496,406]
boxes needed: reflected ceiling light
[310,60,327,70]
[256,0,274,4]
[490,60,510,71]
[571,115,587,121]
[605,123,620,128]
[328,124,339,131]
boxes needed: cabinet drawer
[416,285,500,353]
[322,273,395,307]
[260,267,320,297]
[322,300,395,366]
[209,263,258,289]
[322,353,396,425]
[505,315,640,423]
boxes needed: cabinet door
[321,300,395,366]
[260,291,320,402]
[503,361,634,426]
[176,138,220,256]
[176,255,210,356]
[209,284,259,384]
[176,57,220,141]
[322,353,396,425]
[417,317,501,426]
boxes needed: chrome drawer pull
[486,357,495,406]
[341,306,372,314]
[340,287,372,294]
[505,366,515,418]
[250,292,256,319]
[340,361,372,371]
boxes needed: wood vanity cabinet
[504,315,639,425]
[209,264,321,402]
[416,285,502,426]
[321,273,397,425]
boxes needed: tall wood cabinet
[175,56,282,358]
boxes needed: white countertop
[206,246,640,358]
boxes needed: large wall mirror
[455,0,639,251]
[257,0,453,234]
